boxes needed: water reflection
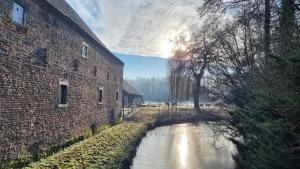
[131,123,236,169]
[178,127,188,168]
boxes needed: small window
[114,75,117,82]
[59,81,68,107]
[33,48,47,65]
[82,43,88,58]
[106,72,109,80]
[93,66,97,76]
[116,91,119,101]
[12,2,25,25]
[73,59,79,71]
[98,88,103,104]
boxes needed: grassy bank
[127,107,224,125]
[24,123,145,169]
[21,107,222,169]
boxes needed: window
[82,43,88,58]
[33,48,47,65]
[98,87,103,104]
[93,66,97,76]
[60,85,68,104]
[114,75,117,82]
[12,2,25,25]
[106,72,109,80]
[116,91,119,101]
[73,59,79,71]
[59,81,68,107]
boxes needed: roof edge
[43,0,124,66]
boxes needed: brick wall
[0,0,123,161]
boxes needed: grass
[126,107,167,123]
[24,123,145,169]
[21,107,175,169]
[21,106,217,169]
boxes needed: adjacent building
[123,80,144,107]
[0,0,123,162]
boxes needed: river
[131,123,236,169]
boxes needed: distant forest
[126,77,213,103]
[126,77,170,102]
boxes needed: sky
[66,0,203,58]
[114,53,168,79]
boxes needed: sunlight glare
[178,127,188,168]
[161,38,174,58]
[160,29,191,58]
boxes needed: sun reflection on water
[178,127,188,168]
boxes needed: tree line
[169,0,300,168]
[126,77,170,102]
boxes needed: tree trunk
[264,0,271,65]
[279,0,296,59]
[193,76,201,112]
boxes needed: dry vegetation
[22,107,224,169]
[24,123,145,169]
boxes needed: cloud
[66,0,202,58]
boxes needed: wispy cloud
[66,0,202,58]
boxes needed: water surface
[131,123,236,169]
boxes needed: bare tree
[196,0,300,168]
[169,27,217,112]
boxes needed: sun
[160,30,190,58]
[160,38,174,58]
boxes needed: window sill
[12,20,24,27]
[97,102,103,105]
[58,104,68,108]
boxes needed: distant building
[0,0,123,162]
[123,81,144,107]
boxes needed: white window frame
[98,87,103,105]
[11,1,25,25]
[82,42,88,58]
[58,80,69,108]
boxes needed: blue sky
[114,53,168,79]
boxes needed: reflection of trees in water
[207,121,240,151]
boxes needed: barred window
[60,85,68,104]
[59,81,68,107]
[98,87,103,104]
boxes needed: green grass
[24,123,145,169]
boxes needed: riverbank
[127,107,227,127]
[24,123,146,169]
[22,107,226,169]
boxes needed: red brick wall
[0,0,123,161]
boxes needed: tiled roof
[45,0,123,65]
[123,80,143,96]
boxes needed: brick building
[0,0,123,162]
